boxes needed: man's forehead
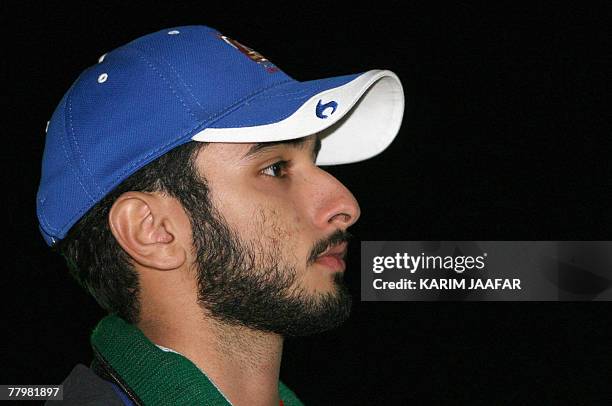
[197,134,320,163]
[241,134,320,160]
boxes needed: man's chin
[279,281,353,337]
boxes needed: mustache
[307,229,354,265]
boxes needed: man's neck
[138,313,284,406]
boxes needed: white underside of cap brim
[191,69,404,165]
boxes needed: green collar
[90,314,303,406]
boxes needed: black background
[3,1,611,405]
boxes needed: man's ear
[108,191,187,270]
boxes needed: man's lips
[314,242,347,271]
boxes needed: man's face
[189,134,361,336]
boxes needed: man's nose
[309,168,361,231]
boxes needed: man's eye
[261,161,289,178]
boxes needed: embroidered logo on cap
[316,100,338,119]
[218,34,279,73]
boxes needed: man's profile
[36,25,404,405]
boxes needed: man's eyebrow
[242,136,322,161]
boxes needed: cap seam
[254,88,310,100]
[39,91,97,235]
[68,92,103,195]
[134,49,198,121]
[152,50,206,111]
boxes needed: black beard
[191,204,352,337]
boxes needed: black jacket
[46,363,128,405]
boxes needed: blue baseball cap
[36,25,404,246]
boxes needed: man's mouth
[314,242,348,271]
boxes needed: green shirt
[91,314,304,405]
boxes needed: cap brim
[191,70,404,165]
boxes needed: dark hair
[52,141,209,324]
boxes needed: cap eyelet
[98,53,107,63]
[168,30,180,35]
[98,73,108,83]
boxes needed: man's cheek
[293,214,302,225]
[253,207,293,241]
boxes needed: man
[37,25,404,405]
